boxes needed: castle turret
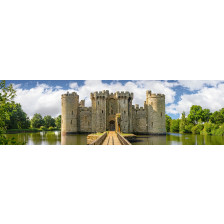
[146,90,166,134]
[61,92,79,135]
[91,90,109,132]
[115,91,133,133]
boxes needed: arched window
[102,110,103,113]
[151,122,153,127]
[71,120,72,124]
[161,112,162,117]
[98,101,99,105]
[72,110,73,115]
[124,110,126,114]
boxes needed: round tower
[146,90,166,134]
[61,92,79,135]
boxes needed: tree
[170,119,180,133]
[0,80,24,144]
[6,103,30,129]
[31,113,44,128]
[44,115,55,128]
[179,112,186,134]
[55,115,61,129]
[210,111,224,125]
[188,105,203,124]
[0,80,16,132]
[202,109,212,122]
[165,114,171,132]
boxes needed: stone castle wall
[61,90,166,135]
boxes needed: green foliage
[191,123,204,134]
[210,111,224,125]
[200,122,214,135]
[0,80,26,144]
[202,109,212,122]
[165,114,172,132]
[170,119,180,133]
[5,103,30,129]
[44,115,55,128]
[188,105,203,124]
[31,113,44,128]
[211,124,224,136]
[48,126,55,131]
[55,115,61,129]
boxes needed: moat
[4,131,224,145]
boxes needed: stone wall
[79,107,92,133]
[132,106,147,133]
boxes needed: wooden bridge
[90,131,132,145]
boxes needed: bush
[40,126,47,131]
[211,124,224,136]
[200,122,215,135]
[48,126,55,131]
[191,123,204,134]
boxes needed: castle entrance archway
[109,120,115,131]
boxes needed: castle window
[72,110,73,115]
[124,99,125,104]
[98,101,99,105]
[124,110,126,114]
[102,110,103,113]
[111,110,113,115]
[71,120,72,124]
[161,112,162,117]
[152,122,153,127]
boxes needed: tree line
[166,105,224,136]
[0,81,61,144]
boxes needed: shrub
[48,126,55,131]
[191,123,204,134]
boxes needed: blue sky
[5,80,224,119]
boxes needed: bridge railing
[117,132,132,145]
[90,132,107,145]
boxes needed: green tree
[210,111,224,125]
[179,112,186,134]
[188,105,203,124]
[55,115,61,129]
[165,114,172,132]
[44,115,55,128]
[0,80,24,144]
[202,109,212,122]
[170,119,180,133]
[31,113,44,128]
[6,103,30,129]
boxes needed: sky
[5,80,224,119]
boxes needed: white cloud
[69,82,78,89]
[177,80,223,91]
[166,83,224,115]
[13,80,176,118]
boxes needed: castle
[61,90,166,135]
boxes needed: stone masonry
[61,90,166,135]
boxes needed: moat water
[4,131,224,145]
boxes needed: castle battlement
[61,91,78,98]
[79,107,92,112]
[146,90,165,98]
